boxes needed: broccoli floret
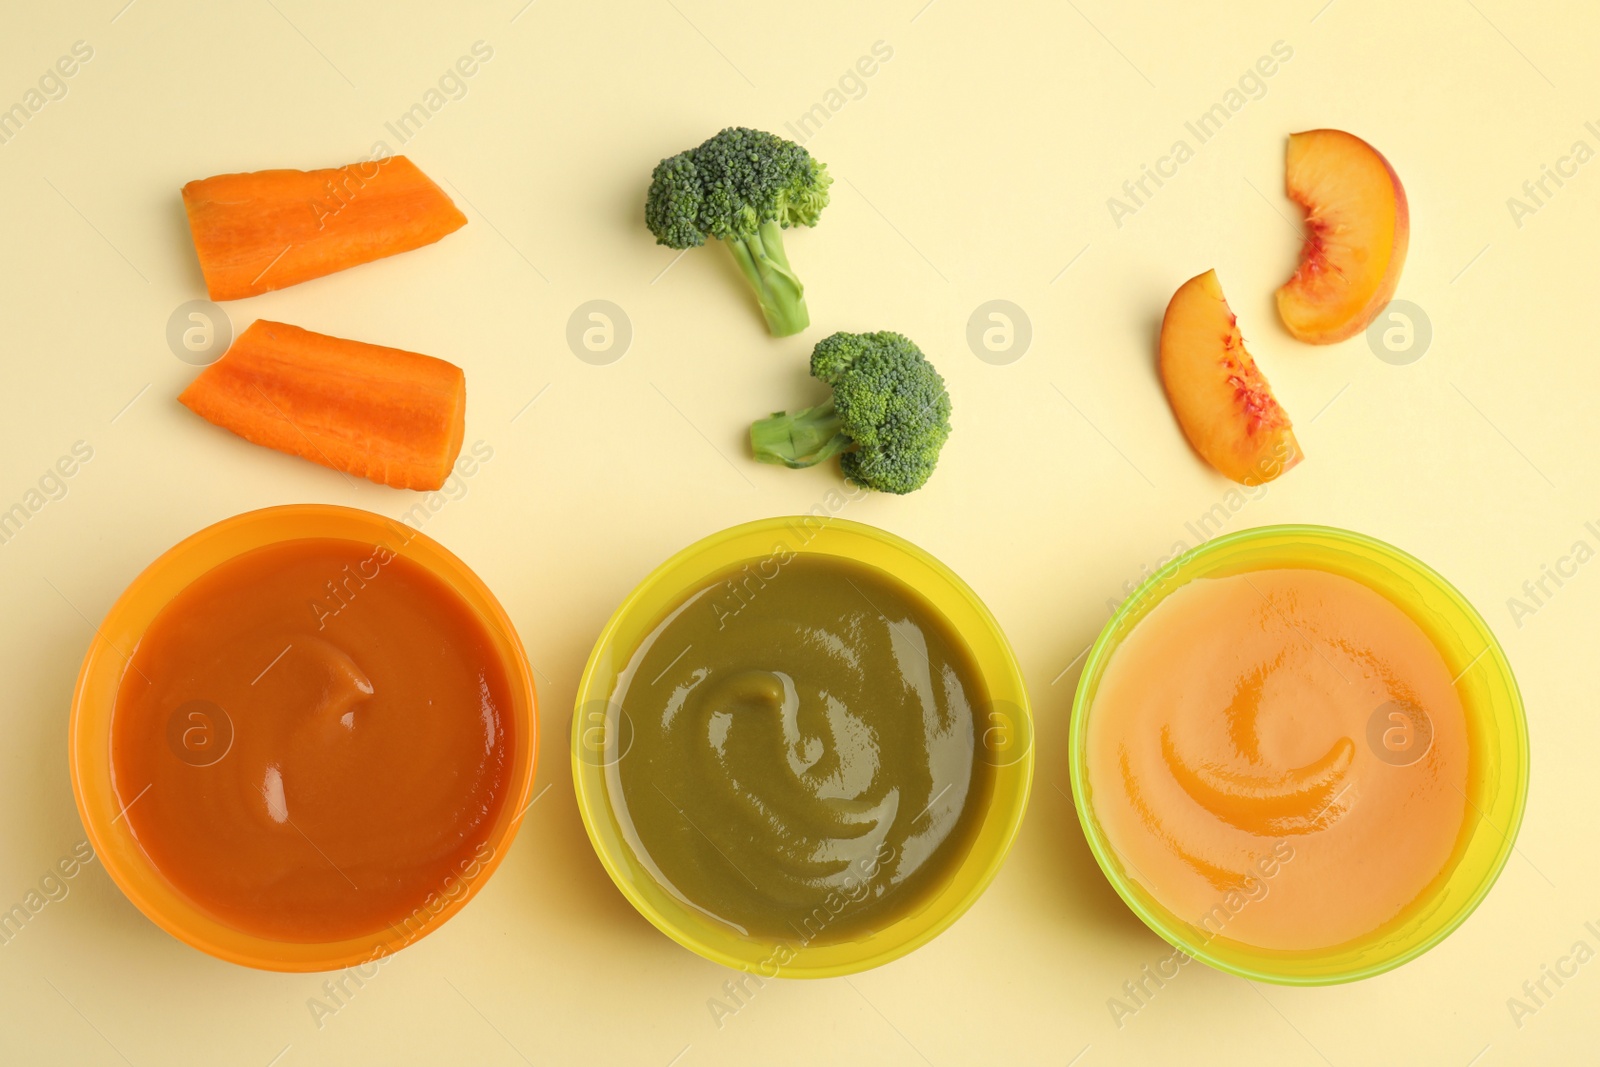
[750,331,952,494]
[645,127,831,337]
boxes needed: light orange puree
[111,539,514,943]
[1086,568,1469,951]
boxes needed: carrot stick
[181,156,467,301]
[179,320,466,491]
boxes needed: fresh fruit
[1159,270,1301,485]
[1275,129,1408,344]
[181,156,467,301]
[179,320,466,491]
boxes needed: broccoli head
[645,127,831,337]
[749,331,952,494]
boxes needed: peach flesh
[1160,270,1301,486]
[1276,129,1409,344]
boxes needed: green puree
[610,554,992,943]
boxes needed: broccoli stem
[750,398,853,468]
[722,220,809,336]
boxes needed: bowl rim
[570,515,1035,978]
[68,503,540,972]
[1069,522,1529,985]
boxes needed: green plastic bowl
[572,517,1034,978]
[1070,524,1528,985]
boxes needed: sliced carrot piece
[181,156,467,301]
[179,320,466,491]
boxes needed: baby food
[1084,567,1469,951]
[607,554,992,942]
[111,538,515,943]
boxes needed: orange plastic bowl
[68,504,538,972]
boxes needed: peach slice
[1160,270,1302,485]
[1275,129,1409,344]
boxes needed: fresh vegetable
[181,156,467,301]
[645,127,831,336]
[750,331,951,494]
[179,320,466,491]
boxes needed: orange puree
[111,538,514,943]
[1085,568,1469,951]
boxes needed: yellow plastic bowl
[69,504,539,972]
[1070,524,1528,984]
[572,516,1033,977]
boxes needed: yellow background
[1,0,1594,1063]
